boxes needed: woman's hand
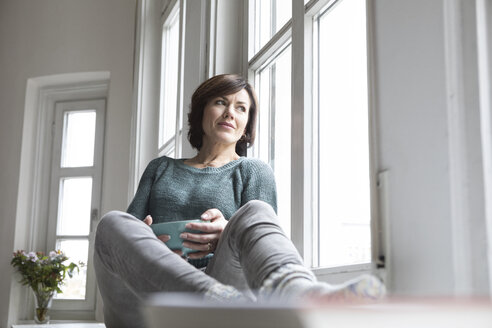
[143,215,183,256]
[180,208,228,259]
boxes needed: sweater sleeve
[126,157,161,220]
[241,159,278,213]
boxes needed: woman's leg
[206,200,385,301]
[94,211,241,327]
[206,200,313,292]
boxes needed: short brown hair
[187,74,258,156]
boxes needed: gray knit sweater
[127,156,277,267]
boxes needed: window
[159,0,182,157]
[47,99,105,311]
[252,0,291,55]
[314,0,371,267]
[248,0,292,238]
[248,0,375,273]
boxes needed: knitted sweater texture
[127,156,277,267]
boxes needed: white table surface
[144,293,492,328]
[12,322,105,328]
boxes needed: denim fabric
[94,200,309,328]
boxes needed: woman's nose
[223,106,234,118]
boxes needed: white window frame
[477,0,492,295]
[158,0,185,158]
[47,99,105,312]
[246,0,381,280]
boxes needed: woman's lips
[218,122,235,129]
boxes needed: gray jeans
[94,200,306,328]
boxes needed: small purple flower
[49,251,57,259]
[27,252,38,262]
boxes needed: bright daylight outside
[257,45,292,238]
[159,8,180,150]
[317,0,371,268]
[55,111,96,299]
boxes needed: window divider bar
[55,167,96,177]
[55,235,90,240]
[176,0,186,158]
[161,0,179,22]
[248,20,292,71]
[305,0,338,17]
[158,136,176,156]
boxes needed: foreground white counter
[144,293,492,328]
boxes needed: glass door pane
[61,111,96,168]
[55,239,89,299]
[57,177,92,236]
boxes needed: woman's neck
[186,143,239,168]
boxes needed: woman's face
[201,89,251,148]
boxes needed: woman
[94,74,384,328]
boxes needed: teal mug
[150,219,206,255]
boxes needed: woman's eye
[216,100,226,106]
[238,106,246,112]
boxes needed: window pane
[57,177,92,236]
[275,0,291,33]
[159,9,180,148]
[256,45,292,237]
[55,239,88,300]
[257,67,271,163]
[61,111,96,168]
[253,0,291,56]
[317,0,371,267]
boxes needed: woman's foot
[259,264,385,303]
[204,283,249,302]
[304,274,386,303]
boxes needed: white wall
[0,1,136,327]
[372,0,489,296]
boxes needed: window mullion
[269,64,276,170]
[271,0,277,37]
[312,14,321,269]
[291,0,314,266]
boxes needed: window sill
[312,263,373,283]
[12,321,105,328]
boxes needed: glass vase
[32,287,54,324]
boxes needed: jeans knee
[227,200,278,232]
[96,211,127,243]
[243,200,275,214]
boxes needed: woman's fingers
[178,208,227,259]
[182,239,216,253]
[181,232,217,244]
[143,215,153,226]
[187,251,211,260]
[157,234,171,242]
[172,249,183,256]
[200,208,224,221]
[185,221,224,233]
